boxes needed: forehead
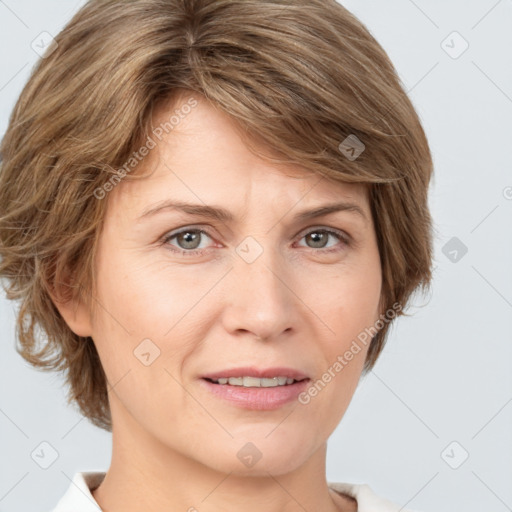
[109,92,370,219]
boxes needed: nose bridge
[224,234,295,339]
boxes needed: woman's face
[78,93,382,476]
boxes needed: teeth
[213,376,297,387]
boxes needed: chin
[200,432,316,477]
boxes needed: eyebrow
[138,199,368,224]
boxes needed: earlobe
[49,286,93,338]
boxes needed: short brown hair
[0,0,433,431]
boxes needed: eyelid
[295,224,351,243]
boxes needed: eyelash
[160,226,351,256]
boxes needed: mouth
[203,376,309,387]
[199,367,311,410]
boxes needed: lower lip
[199,378,310,410]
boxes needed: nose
[220,241,298,341]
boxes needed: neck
[92,400,355,512]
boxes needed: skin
[55,91,383,512]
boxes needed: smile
[205,376,305,387]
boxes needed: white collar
[51,472,418,512]
[51,472,104,512]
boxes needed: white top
[50,472,422,511]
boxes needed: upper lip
[202,367,310,381]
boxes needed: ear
[48,277,94,338]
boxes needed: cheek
[303,250,381,412]
[88,255,192,426]
[302,291,375,437]
[93,251,200,335]
[306,256,381,344]
[90,248,224,382]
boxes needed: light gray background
[1,1,511,511]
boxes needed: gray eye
[305,231,330,248]
[165,229,208,251]
[175,230,203,250]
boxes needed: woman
[0,1,433,510]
